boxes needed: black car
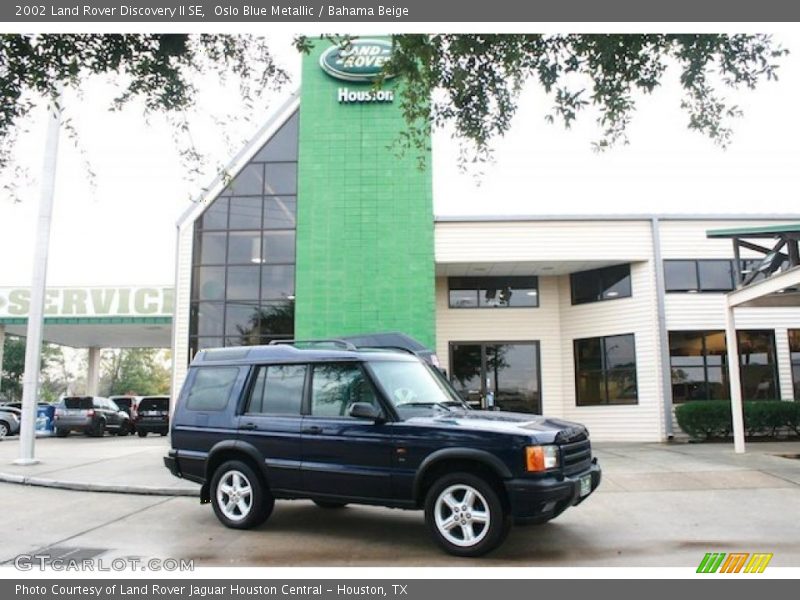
[54,396,132,437]
[135,396,170,436]
[165,341,601,557]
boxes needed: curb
[0,472,199,497]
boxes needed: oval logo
[319,39,395,83]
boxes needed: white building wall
[170,224,194,403]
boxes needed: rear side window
[139,397,169,412]
[185,367,239,411]
[311,363,378,417]
[114,398,133,410]
[64,397,93,409]
[246,365,306,415]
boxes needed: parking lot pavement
[0,436,798,567]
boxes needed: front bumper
[504,459,602,524]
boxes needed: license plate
[579,474,592,497]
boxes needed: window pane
[261,265,295,300]
[229,197,262,230]
[575,338,603,371]
[199,198,228,229]
[186,367,239,411]
[311,364,377,417]
[264,163,297,195]
[247,368,267,414]
[254,112,299,162]
[571,271,599,304]
[225,302,260,338]
[194,267,225,300]
[605,334,636,369]
[226,266,260,300]
[262,231,295,263]
[738,330,778,400]
[196,232,226,265]
[606,369,638,404]
[193,302,224,337]
[664,260,699,292]
[228,231,261,264]
[671,366,708,402]
[450,344,483,403]
[255,302,294,335]
[264,196,297,229]
[791,330,800,400]
[601,264,631,300]
[698,260,734,291]
[262,365,305,414]
[449,289,478,308]
[226,163,264,195]
[576,371,606,405]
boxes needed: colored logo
[320,39,395,83]
[696,552,773,573]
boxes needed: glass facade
[570,264,632,305]
[448,276,539,308]
[189,111,299,357]
[574,334,638,405]
[664,259,735,292]
[669,331,729,402]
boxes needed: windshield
[367,360,469,418]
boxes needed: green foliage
[101,348,170,396]
[0,336,64,401]
[675,400,800,440]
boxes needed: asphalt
[0,433,798,496]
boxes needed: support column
[87,347,101,396]
[724,303,745,454]
[0,325,5,397]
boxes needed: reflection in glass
[738,330,778,400]
[574,334,637,405]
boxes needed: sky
[1,31,799,288]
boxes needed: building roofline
[434,213,800,223]
[176,89,301,230]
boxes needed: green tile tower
[294,39,435,347]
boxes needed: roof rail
[355,345,417,356]
[268,339,358,351]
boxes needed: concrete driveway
[0,436,798,567]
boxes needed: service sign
[0,286,174,319]
[320,39,396,83]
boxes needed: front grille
[560,435,592,476]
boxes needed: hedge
[675,400,800,440]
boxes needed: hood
[404,409,588,443]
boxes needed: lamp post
[15,96,61,465]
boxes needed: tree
[0,33,788,178]
[0,336,68,402]
[100,348,170,397]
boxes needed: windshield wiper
[395,401,454,411]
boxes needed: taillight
[86,409,95,417]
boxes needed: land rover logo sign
[319,39,395,83]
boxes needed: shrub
[675,400,800,440]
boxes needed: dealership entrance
[449,341,541,413]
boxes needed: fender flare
[202,440,269,502]
[412,447,513,502]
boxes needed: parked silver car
[54,396,132,437]
[0,407,21,438]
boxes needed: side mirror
[349,402,384,422]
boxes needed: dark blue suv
[164,341,601,557]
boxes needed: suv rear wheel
[210,460,273,529]
[424,472,511,557]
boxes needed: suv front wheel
[424,472,511,557]
[210,460,273,529]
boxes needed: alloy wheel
[433,484,491,547]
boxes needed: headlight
[525,445,559,472]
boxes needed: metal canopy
[706,224,800,455]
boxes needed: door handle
[240,422,257,431]
[303,425,323,435]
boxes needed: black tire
[423,471,511,557]
[160,431,167,436]
[55,428,69,438]
[210,460,273,529]
[313,500,348,509]
[89,419,105,437]
[137,430,148,438]
[117,421,131,436]
[0,420,9,439]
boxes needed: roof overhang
[435,260,633,277]
[727,266,800,308]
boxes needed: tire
[90,419,105,437]
[313,500,348,509]
[210,460,273,529]
[160,431,167,436]
[117,421,130,436]
[55,428,69,438]
[0,421,9,439]
[424,472,511,557]
[137,430,148,438]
